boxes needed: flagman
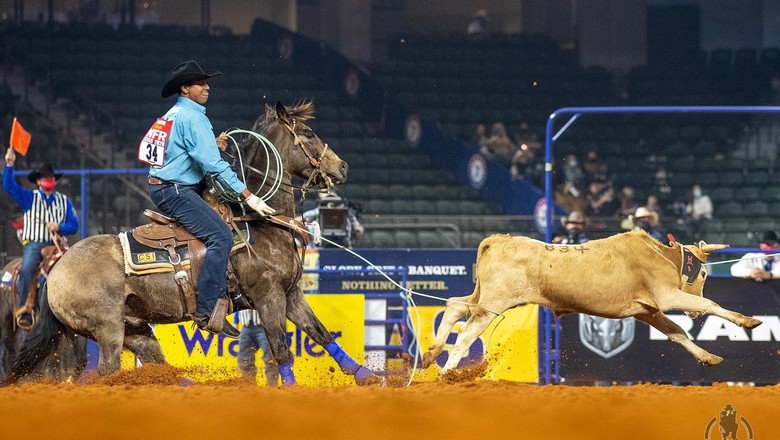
[3,147,78,328]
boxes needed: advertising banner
[559,278,780,384]
[154,294,365,385]
[410,305,539,382]
[317,248,478,304]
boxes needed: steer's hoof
[355,367,386,386]
[699,354,724,367]
[744,317,762,329]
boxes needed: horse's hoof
[355,367,386,386]
[178,378,195,387]
[421,351,435,369]
[699,355,724,367]
[744,317,762,329]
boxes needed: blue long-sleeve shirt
[148,97,246,194]
[3,166,79,236]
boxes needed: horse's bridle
[275,117,333,195]
[230,117,333,200]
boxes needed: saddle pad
[118,230,250,276]
[119,231,191,276]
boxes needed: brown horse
[6,101,380,385]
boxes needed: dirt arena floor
[0,365,775,440]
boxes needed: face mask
[637,220,650,230]
[693,189,702,198]
[38,178,56,192]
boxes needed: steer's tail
[1,282,65,385]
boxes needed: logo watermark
[704,404,753,440]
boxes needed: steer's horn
[698,241,729,253]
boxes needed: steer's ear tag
[667,233,676,245]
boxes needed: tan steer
[422,231,763,372]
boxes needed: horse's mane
[253,101,315,133]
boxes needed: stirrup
[14,307,35,330]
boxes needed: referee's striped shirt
[22,191,68,243]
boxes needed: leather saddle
[128,209,251,315]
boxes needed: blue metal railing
[541,105,780,385]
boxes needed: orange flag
[9,117,31,156]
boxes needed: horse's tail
[1,282,64,385]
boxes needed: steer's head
[676,241,728,316]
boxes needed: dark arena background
[0,1,778,439]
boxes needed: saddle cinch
[119,209,252,317]
[3,240,67,330]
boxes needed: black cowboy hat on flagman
[161,60,223,98]
[27,163,63,183]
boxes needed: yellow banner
[410,305,539,382]
[153,294,365,385]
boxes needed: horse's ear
[264,103,274,117]
[275,101,291,124]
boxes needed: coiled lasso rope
[220,128,284,202]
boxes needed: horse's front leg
[285,287,383,386]
[256,288,297,386]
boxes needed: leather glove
[245,194,275,216]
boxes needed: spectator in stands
[730,231,780,282]
[147,60,275,338]
[513,122,541,153]
[551,227,567,244]
[555,181,587,214]
[4,150,79,329]
[560,211,589,244]
[617,186,638,218]
[237,309,279,386]
[629,206,663,241]
[685,184,713,241]
[485,122,516,166]
[645,194,663,217]
[472,123,489,153]
[562,154,586,191]
[509,143,536,180]
[585,180,616,217]
[467,9,490,35]
[583,149,609,183]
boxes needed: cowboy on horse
[143,60,276,338]
[3,152,78,329]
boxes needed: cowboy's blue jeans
[18,241,48,307]
[149,182,232,316]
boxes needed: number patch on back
[138,118,173,167]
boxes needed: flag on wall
[9,117,31,156]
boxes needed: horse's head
[252,101,348,191]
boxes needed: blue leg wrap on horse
[279,361,297,385]
[325,341,361,375]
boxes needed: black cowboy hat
[760,230,779,245]
[161,60,222,98]
[27,163,63,183]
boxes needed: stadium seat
[365,230,395,247]
[393,230,418,248]
[709,187,734,203]
[745,172,770,186]
[417,231,443,248]
[734,187,760,202]
[742,201,769,217]
[717,202,742,218]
